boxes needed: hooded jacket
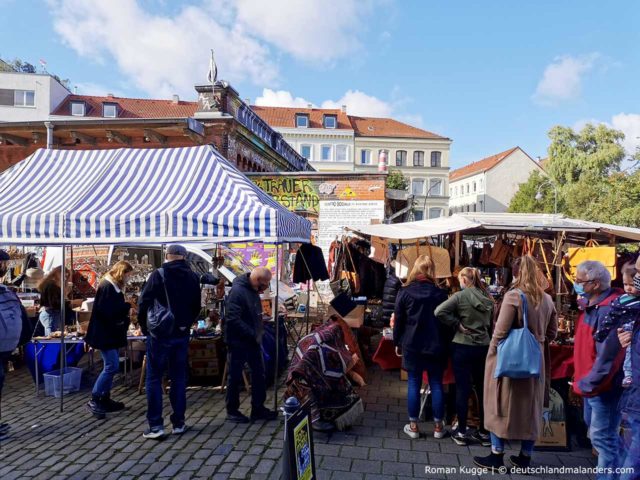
[572,287,625,397]
[435,287,494,346]
[382,271,402,325]
[138,260,201,338]
[393,280,449,370]
[224,273,264,348]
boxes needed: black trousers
[451,343,489,433]
[225,344,266,414]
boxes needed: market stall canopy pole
[346,213,640,244]
[0,145,311,245]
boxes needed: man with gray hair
[572,260,625,476]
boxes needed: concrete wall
[486,149,543,212]
[277,127,354,172]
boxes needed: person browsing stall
[435,267,494,447]
[85,261,133,419]
[224,266,278,423]
[137,245,201,440]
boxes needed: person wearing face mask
[85,261,134,418]
[435,267,494,446]
[572,260,625,480]
[223,266,278,424]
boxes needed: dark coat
[138,260,201,338]
[393,280,449,371]
[224,273,263,349]
[85,278,131,351]
[623,322,640,416]
[382,272,402,325]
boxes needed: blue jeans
[39,309,61,336]
[407,358,444,422]
[623,348,632,380]
[621,412,640,480]
[225,344,266,414]
[584,389,623,480]
[490,432,535,456]
[146,336,189,429]
[92,349,120,397]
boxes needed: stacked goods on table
[188,337,225,377]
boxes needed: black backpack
[147,269,176,339]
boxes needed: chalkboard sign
[284,406,316,480]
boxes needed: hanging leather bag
[567,239,617,281]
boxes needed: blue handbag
[494,290,542,379]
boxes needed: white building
[350,116,452,220]
[448,147,544,214]
[0,71,69,122]
[251,106,355,172]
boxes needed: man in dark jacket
[224,267,277,423]
[382,267,402,326]
[138,245,201,439]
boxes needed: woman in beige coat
[474,256,557,472]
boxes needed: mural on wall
[225,243,283,278]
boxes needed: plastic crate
[43,367,82,397]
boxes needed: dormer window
[295,114,309,128]
[103,103,118,118]
[323,115,337,129]
[71,101,86,116]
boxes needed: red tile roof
[250,106,352,129]
[51,95,198,118]
[449,147,520,182]
[349,116,447,139]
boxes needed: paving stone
[427,451,458,466]
[230,466,250,478]
[381,461,414,476]
[320,455,351,471]
[351,459,382,474]
[371,448,398,462]
[330,473,363,480]
[254,458,276,474]
[340,445,370,460]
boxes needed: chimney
[341,104,347,113]
[244,98,251,105]
[307,103,313,109]
[74,86,78,94]
[172,94,179,104]
[107,93,114,98]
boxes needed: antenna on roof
[207,49,218,88]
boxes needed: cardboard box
[328,305,365,328]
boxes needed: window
[479,178,483,191]
[411,179,424,195]
[14,90,35,107]
[360,150,371,165]
[396,150,407,167]
[430,151,442,167]
[413,151,424,167]
[300,145,312,160]
[323,115,337,129]
[429,208,442,219]
[321,145,332,161]
[428,179,442,196]
[466,184,470,194]
[473,203,477,212]
[103,103,117,118]
[479,200,484,211]
[473,181,476,192]
[295,114,309,128]
[71,101,86,116]
[413,210,424,221]
[336,145,348,162]
[449,187,453,197]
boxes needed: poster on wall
[535,387,569,450]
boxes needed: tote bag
[494,290,542,379]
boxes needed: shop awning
[347,213,640,243]
[0,145,311,244]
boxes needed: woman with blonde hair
[474,255,557,471]
[85,261,134,418]
[393,255,449,439]
[435,267,494,446]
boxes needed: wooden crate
[189,337,225,377]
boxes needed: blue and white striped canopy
[0,145,311,244]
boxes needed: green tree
[508,170,556,213]
[386,169,409,190]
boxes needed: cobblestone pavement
[0,356,597,480]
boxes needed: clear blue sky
[1,0,639,168]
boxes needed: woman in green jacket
[435,267,494,446]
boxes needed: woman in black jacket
[86,261,133,418]
[394,255,449,440]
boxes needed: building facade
[449,146,544,214]
[252,106,452,220]
[251,106,355,172]
[0,71,70,122]
[350,116,452,220]
[0,80,311,174]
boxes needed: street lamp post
[535,179,558,214]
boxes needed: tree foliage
[386,169,409,190]
[509,123,640,227]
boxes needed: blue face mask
[574,282,586,296]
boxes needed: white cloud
[47,0,383,99]
[254,89,314,108]
[611,113,640,157]
[73,82,127,97]
[533,53,600,106]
